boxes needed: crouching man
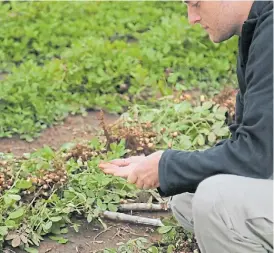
[99,1,273,252]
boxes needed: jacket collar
[247,0,272,20]
[239,1,272,64]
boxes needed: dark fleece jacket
[158,1,273,197]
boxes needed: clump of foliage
[114,99,230,152]
[0,1,237,140]
[0,140,135,252]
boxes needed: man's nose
[188,9,201,25]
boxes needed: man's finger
[143,184,152,190]
[113,170,131,178]
[98,163,118,170]
[127,170,138,184]
[135,179,144,189]
[109,158,130,167]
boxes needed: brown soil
[8,212,169,253]
[0,111,119,156]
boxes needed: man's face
[185,1,238,43]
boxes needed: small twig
[3,249,16,253]
[26,187,43,209]
[120,226,149,237]
[93,225,113,240]
[90,240,104,244]
[102,211,164,227]
[147,189,166,203]
[111,227,124,240]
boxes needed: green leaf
[88,137,101,149]
[167,245,175,253]
[72,224,80,233]
[173,101,191,113]
[50,216,62,222]
[4,195,16,206]
[60,228,68,234]
[202,101,213,110]
[9,194,21,201]
[149,246,159,253]
[43,221,53,231]
[60,142,75,151]
[97,199,107,210]
[8,208,25,219]
[49,236,68,244]
[157,226,173,234]
[108,203,118,212]
[25,247,39,253]
[0,226,8,236]
[215,113,226,120]
[86,197,95,205]
[16,179,32,189]
[214,127,229,137]
[5,220,16,227]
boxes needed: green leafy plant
[0,96,232,251]
[0,1,237,140]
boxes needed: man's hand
[99,151,164,190]
[98,156,146,178]
[127,151,164,189]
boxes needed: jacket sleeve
[158,15,273,197]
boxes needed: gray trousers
[170,175,273,253]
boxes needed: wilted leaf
[87,213,93,223]
[20,234,28,244]
[5,233,18,240]
[208,132,216,143]
[11,235,21,247]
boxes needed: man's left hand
[99,151,164,190]
[127,151,164,189]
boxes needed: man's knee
[192,174,234,222]
[170,193,194,232]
